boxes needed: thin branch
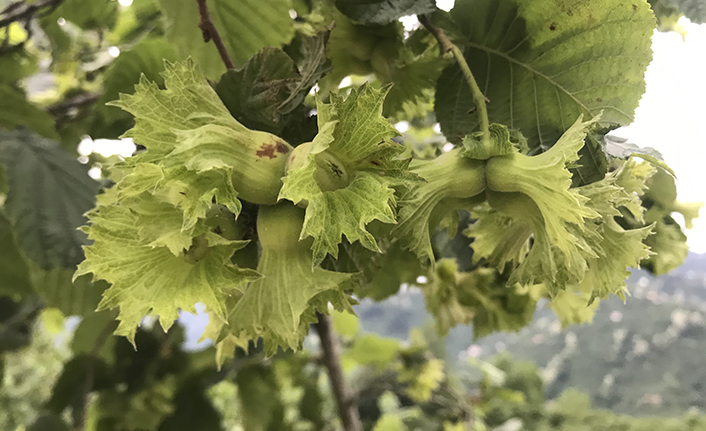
[72,317,114,431]
[315,313,362,431]
[195,0,234,70]
[418,14,490,147]
[0,0,64,29]
[47,92,101,128]
[0,0,63,55]
[47,92,101,116]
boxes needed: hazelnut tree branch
[315,312,362,431]
[195,0,235,70]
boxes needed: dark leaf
[335,0,436,25]
[235,364,287,431]
[570,134,608,187]
[216,48,301,133]
[46,355,112,415]
[0,129,100,269]
[0,86,58,139]
[0,296,42,353]
[30,269,106,318]
[279,30,333,115]
[434,0,654,149]
[0,211,33,299]
[27,414,72,431]
[158,375,222,431]
[91,38,177,139]
[53,0,118,30]
[71,309,118,363]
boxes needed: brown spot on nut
[275,140,290,154]
[256,143,277,159]
[549,23,557,31]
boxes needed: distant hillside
[356,252,706,417]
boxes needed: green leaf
[548,289,599,326]
[76,204,260,344]
[381,45,446,118]
[157,0,223,79]
[0,211,33,299]
[322,10,443,119]
[641,216,689,275]
[27,414,71,431]
[279,84,414,265]
[346,334,401,366]
[332,309,360,337]
[0,86,58,139]
[464,202,531,270]
[158,0,294,79]
[126,378,177,430]
[580,218,652,301]
[235,364,287,431]
[158,377,223,431]
[335,0,435,25]
[0,50,38,85]
[53,0,118,30]
[0,129,99,269]
[434,0,654,148]
[424,259,540,337]
[46,355,112,415]
[281,30,333,114]
[373,413,406,431]
[0,296,42,353]
[31,268,107,318]
[91,38,177,139]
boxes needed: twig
[418,14,490,147]
[0,0,63,55]
[315,313,362,431]
[0,0,64,28]
[72,317,115,431]
[195,0,234,70]
[46,92,101,128]
[47,92,101,116]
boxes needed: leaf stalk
[418,14,490,147]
